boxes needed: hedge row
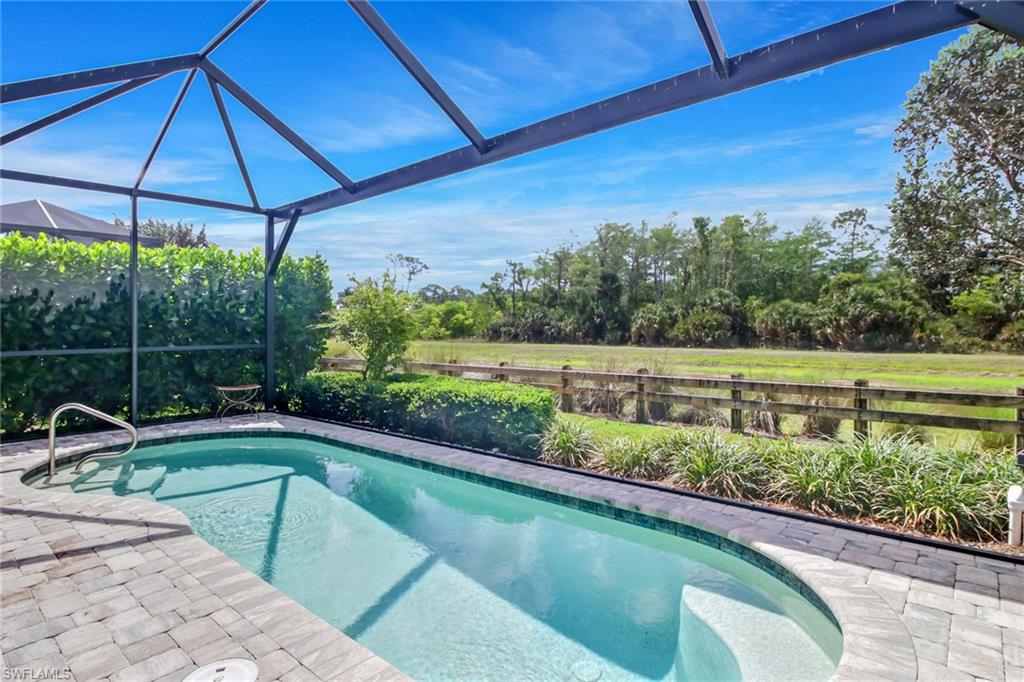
[284,372,556,457]
[0,233,333,433]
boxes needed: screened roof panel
[1,73,192,187]
[381,1,715,135]
[707,1,893,56]
[218,88,346,208]
[208,0,470,181]
[0,1,244,81]
[140,76,254,206]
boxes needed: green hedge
[1,233,333,433]
[285,372,557,457]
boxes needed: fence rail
[320,357,1024,450]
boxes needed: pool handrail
[47,402,138,476]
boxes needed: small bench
[214,384,262,419]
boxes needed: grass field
[325,339,1024,393]
[323,339,1023,448]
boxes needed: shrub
[672,404,728,427]
[973,427,1014,452]
[998,318,1024,353]
[695,288,748,340]
[630,303,673,346]
[287,371,386,424]
[870,440,1010,541]
[752,299,818,347]
[814,271,931,350]
[670,310,730,347]
[334,273,418,380]
[948,276,1012,341]
[539,418,599,468]
[577,357,626,416]
[0,233,332,433]
[415,300,491,340]
[286,372,556,458]
[800,397,842,439]
[880,422,928,444]
[665,430,764,499]
[765,435,1016,541]
[595,436,670,480]
[768,441,875,516]
[748,392,783,435]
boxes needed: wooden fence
[320,357,1024,452]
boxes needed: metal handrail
[48,403,138,476]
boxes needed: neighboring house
[0,199,164,247]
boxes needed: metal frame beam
[265,214,276,409]
[267,209,302,277]
[129,194,139,425]
[961,0,1024,41]
[279,1,979,216]
[1,75,165,147]
[200,0,268,58]
[1,169,267,215]
[135,69,198,189]
[200,59,355,192]
[1,54,199,103]
[688,1,730,78]
[0,344,264,359]
[206,73,260,208]
[347,0,488,153]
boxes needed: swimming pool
[35,435,842,681]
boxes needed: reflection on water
[51,438,841,681]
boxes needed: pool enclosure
[2,0,1022,425]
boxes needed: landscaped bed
[281,370,1023,555]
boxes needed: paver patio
[2,414,1022,681]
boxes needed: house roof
[0,199,163,246]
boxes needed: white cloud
[310,97,455,153]
[0,139,232,217]
[1,138,225,187]
[854,114,902,140]
[435,2,703,127]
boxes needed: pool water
[45,437,841,680]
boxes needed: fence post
[854,379,870,439]
[730,373,743,433]
[494,361,509,382]
[561,365,574,413]
[1016,386,1024,466]
[636,368,649,424]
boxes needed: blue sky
[1,1,966,290]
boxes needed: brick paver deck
[2,415,1022,681]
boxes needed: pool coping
[3,415,1023,682]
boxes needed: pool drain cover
[183,659,258,682]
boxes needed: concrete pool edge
[4,415,1023,681]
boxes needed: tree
[335,273,418,379]
[890,27,1024,302]
[832,208,881,273]
[418,283,450,304]
[113,217,210,247]
[505,260,531,316]
[386,253,429,291]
